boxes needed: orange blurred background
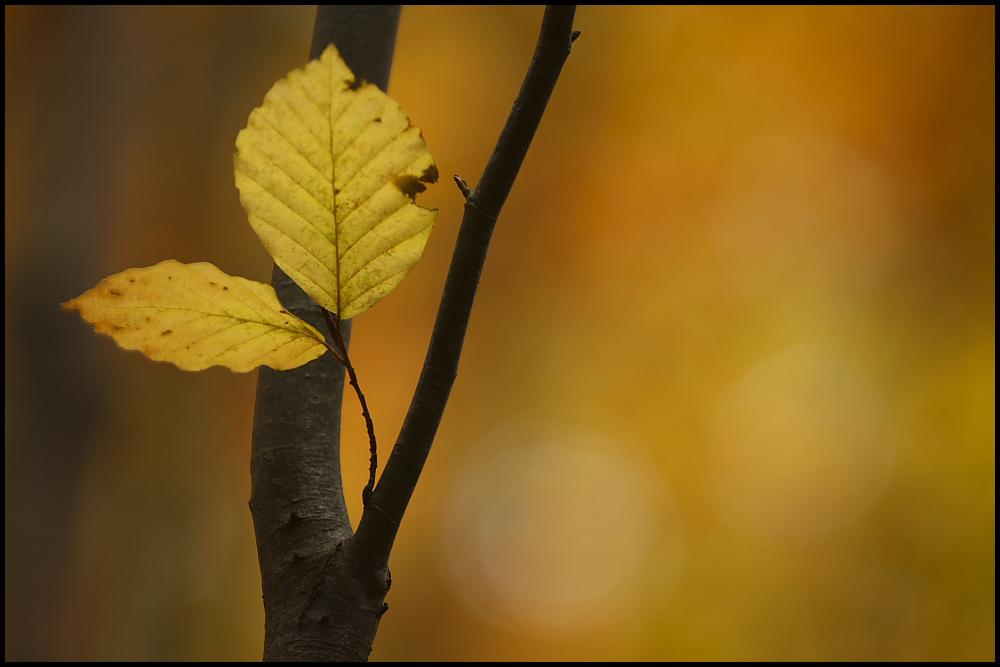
[5,5,994,660]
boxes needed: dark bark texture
[249,5,576,661]
[250,7,401,662]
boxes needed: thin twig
[321,339,346,366]
[353,5,578,567]
[323,308,378,506]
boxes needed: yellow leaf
[62,260,328,372]
[234,44,438,320]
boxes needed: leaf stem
[323,308,378,506]
[322,340,346,366]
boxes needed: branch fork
[250,6,579,660]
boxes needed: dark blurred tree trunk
[249,5,577,661]
[6,8,126,659]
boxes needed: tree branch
[250,6,577,660]
[354,5,579,569]
[249,5,401,662]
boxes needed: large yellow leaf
[63,260,328,372]
[234,44,438,320]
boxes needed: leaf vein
[253,112,330,191]
[342,221,430,286]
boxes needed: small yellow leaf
[63,260,328,372]
[235,43,438,320]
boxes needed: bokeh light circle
[712,344,895,540]
[439,420,684,636]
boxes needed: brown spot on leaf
[223,286,229,291]
[109,290,122,297]
[420,163,439,184]
[393,174,427,199]
[374,116,382,123]
[161,330,173,336]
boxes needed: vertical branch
[249,5,401,662]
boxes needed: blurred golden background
[5,5,994,660]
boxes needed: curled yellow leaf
[234,43,438,320]
[63,260,328,372]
